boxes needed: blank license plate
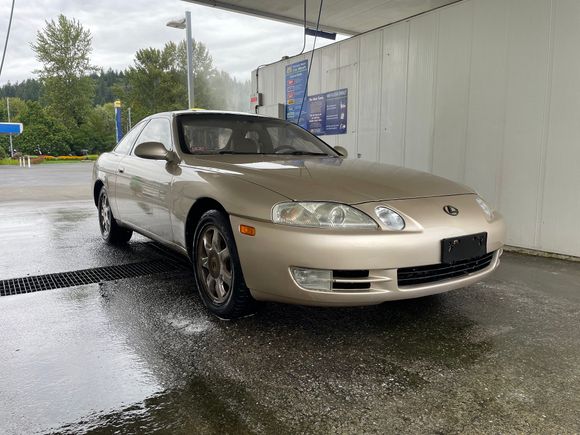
[441,233,487,264]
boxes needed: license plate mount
[441,233,487,264]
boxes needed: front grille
[0,260,189,296]
[397,252,495,287]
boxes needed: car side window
[113,121,147,155]
[132,118,173,155]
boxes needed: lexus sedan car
[93,110,505,319]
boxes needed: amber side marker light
[239,225,256,236]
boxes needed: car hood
[182,155,473,204]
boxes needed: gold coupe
[93,111,506,318]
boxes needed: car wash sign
[307,89,348,135]
[285,60,309,129]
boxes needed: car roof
[151,109,270,119]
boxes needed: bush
[0,145,7,159]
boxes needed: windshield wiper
[277,151,329,156]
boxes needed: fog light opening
[290,267,332,291]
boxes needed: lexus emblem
[443,205,459,216]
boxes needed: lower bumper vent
[397,252,495,287]
[332,270,371,290]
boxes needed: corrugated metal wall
[252,0,580,257]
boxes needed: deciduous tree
[31,15,96,128]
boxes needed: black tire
[192,210,256,319]
[98,187,133,245]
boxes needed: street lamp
[167,11,194,109]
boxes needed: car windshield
[177,114,339,156]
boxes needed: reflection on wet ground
[0,200,579,433]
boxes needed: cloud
[0,0,345,85]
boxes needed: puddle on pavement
[0,286,162,435]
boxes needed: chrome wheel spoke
[202,232,212,254]
[211,229,220,251]
[206,275,216,296]
[201,256,209,270]
[221,268,232,285]
[215,278,226,298]
[218,247,230,265]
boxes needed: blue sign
[285,60,309,129]
[0,122,23,135]
[323,89,348,135]
[115,105,123,143]
[306,89,348,135]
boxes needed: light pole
[167,11,195,109]
[6,97,13,157]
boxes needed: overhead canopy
[183,0,460,35]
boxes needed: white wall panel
[404,13,438,172]
[356,31,382,161]
[432,1,473,183]
[463,0,508,209]
[319,44,340,147]
[336,37,360,156]
[254,0,580,257]
[379,22,409,166]
[307,51,322,96]
[540,0,580,257]
[274,62,287,107]
[500,0,552,248]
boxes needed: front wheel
[193,210,256,319]
[98,187,133,245]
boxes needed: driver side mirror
[334,146,348,158]
[134,141,176,161]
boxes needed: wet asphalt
[0,164,579,434]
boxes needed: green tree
[79,104,116,153]
[0,79,42,101]
[121,39,227,122]
[31,15,96,129]
[0,97,28,155]
[121,43,186,121]
[12,101,72,156]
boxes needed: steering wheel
[274,145,296,154]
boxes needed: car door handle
[118,167,125,173]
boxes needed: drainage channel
[0,259,190,296]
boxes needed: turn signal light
[239,224,256,236]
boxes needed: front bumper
[230,195,506,306]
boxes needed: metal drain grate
[0,260,189,296]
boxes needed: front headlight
[476,197,494,220]
[272,202,378,229]
[375,206,405,230]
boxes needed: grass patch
[0,155,99,165]
[0,159,20,165]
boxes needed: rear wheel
[193,210,256,319]
[98,187,133,244]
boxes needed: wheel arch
[93,179,105,207]
[185,197,228,259]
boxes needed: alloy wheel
[196,225,233,304]
[99,194,112,238]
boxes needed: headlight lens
[375,206,405,230]
[476,197,494,220]
[272,202,377,229]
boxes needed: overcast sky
[0,0,346,86]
